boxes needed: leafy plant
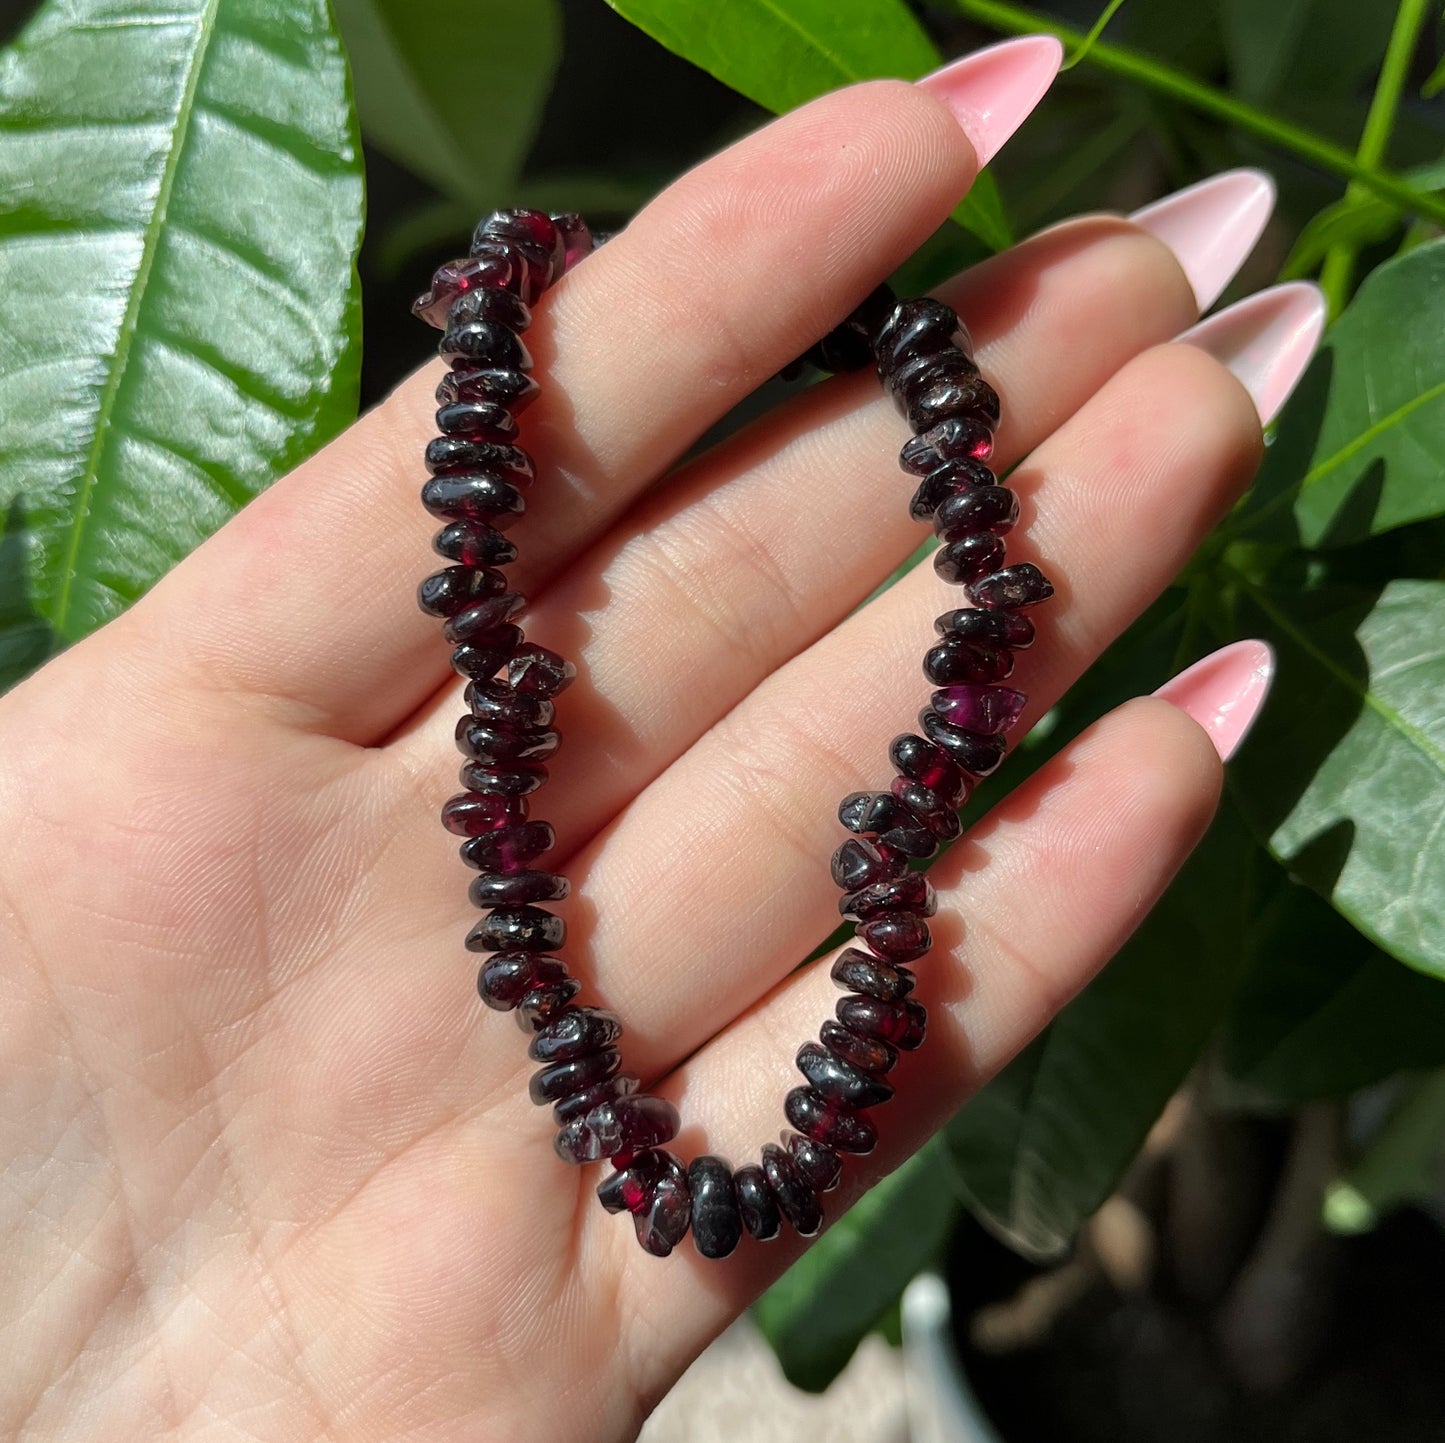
[2,0,1443,1414]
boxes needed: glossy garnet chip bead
[830,948,916,1001]
[527,1006,622,1064]
[839,873,936,922]
[688,1155,744,1259]
[858,913,932,962]
[437,365,541,413]
[598,1150,692,1257]
[734,1164,782,1241]
[968,562,1055,610]
[459,820,555,872]
[920,709,1007,778]
[433,519,518,568]
[830,837,906,891]
[418,566,505,617]
[821,1018,899,1076]
[441,792,523,836]
[508,643,577,696]
[784,1131,843,1192]
[796,1041,894,1109]
[760,1142,823,1237]
[529,1046,622,1105]
[477,954,568,1011]
[465,905,566,952]
[553,1074,640,1124]
[837,996,927,1051]
[784,1087,878,1156]
[554,1095,681,1165]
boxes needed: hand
[0,46,1317,1443]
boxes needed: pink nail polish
[1131,169,1275,312]
[1178,282,1326,425]
[1152,639,1275,761]
[915,35,1063,168]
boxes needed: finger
[390,204,1208,840]
[598,691,1226,1404]
[129,42,1062,741]
[540,286,1319,1082]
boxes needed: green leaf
[603,0,1012,253]
[1231,578,1445,978]
[1221,871,1445,1105]
[335,0,560,207]
[753,1139,957,1392]
[0,0,364,648]
[945,806,1264,1263]
[1236,240,1445,549]
[1221,0,1391,102]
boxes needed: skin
[0,81,1261,1443]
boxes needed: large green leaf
[753,1139,957,1392]
[1235,241,1445,549]
[1221,0,1391,102]
[334,0,559,208]
[1221,870,1445,1106]
[602,0,1012,253]
[0,0,364,650]
[944,806,1265,1263]
[1231,578,1445,977]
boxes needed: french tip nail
[1178,282,1327,425]
[915,35,1064,168]
[1130,168,1276,311]
[1152,639,1276,762]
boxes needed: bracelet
[411,209,1053,1258]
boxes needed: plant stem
[1318,0,1433,313]
[950,0,1445,227]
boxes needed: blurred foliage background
[2,1,1443,1436]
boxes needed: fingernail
[1131,168,1276,311]
[1177,282,1327,425]
[915,35,1064,168]
[1153,639,1275,761]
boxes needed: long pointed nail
[915,36,1063,168]
[1153,639,1275,761]
[1178,282,1327,425]
[1131,169,1276,311]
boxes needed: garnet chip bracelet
[411,208,1054,1259]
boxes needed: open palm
[0,71,1312,1443]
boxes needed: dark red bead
[555,1095,680,1164]
[598,1148,669,1214]
[796,1041,894,1109]
[760,1142,823,1236]
[892,780,962,843]
[421,472,526,525]
[837,995,927,1051]
[425,437,534,482]
[783,1131,843,1193]
[821,1018,898,1075]
[459,820,554,871]
[435,399,519,440]
[631,1152,692,1257]
[919,709,1007,778]
[432,520,518,568]
[473,210,565,280]
[784,1087,877,1156]
[830,837,907,892]
[551,211,594,271]
[442,593,527,644]
[459,759,549,797]
[476,953,568,1011]
[515,979,581,1029]
[455,715,560,764]
[968,563,1055,611]
[440,321,531,372]
[689,1155,743,1259]
[875,299,971,380]
[446,283,531,335]
[889,733,966,800]
[931,684,1027,736]
[412,253,514,329]
[508,644,577,696]
[840,874,936,922]
[934,533,1007,586]
[934,606,1035,648]
[465,679,554,729]
[902,424,997,478]
[923,637,1015,686]
[468,870,569,906]
[553,1073,640,1124]
[436,366,540,413]
[418,565,505,618]
[529,1046,621,1105]
[908,456,998,523]
[906,369,1000,435]
[528,1006,623,1064]
[830,949,915,1001]
[465,905,565,952]
[837,792,937,859]
[450,626,524,682]
[734,1164,781,1241]
[440,791,524,836]
[858,912,931,962]
[934,485,1019,540]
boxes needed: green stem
[951,0,1445,227]
[1318,0,1432,312]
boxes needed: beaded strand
[412,209,1054,1258]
